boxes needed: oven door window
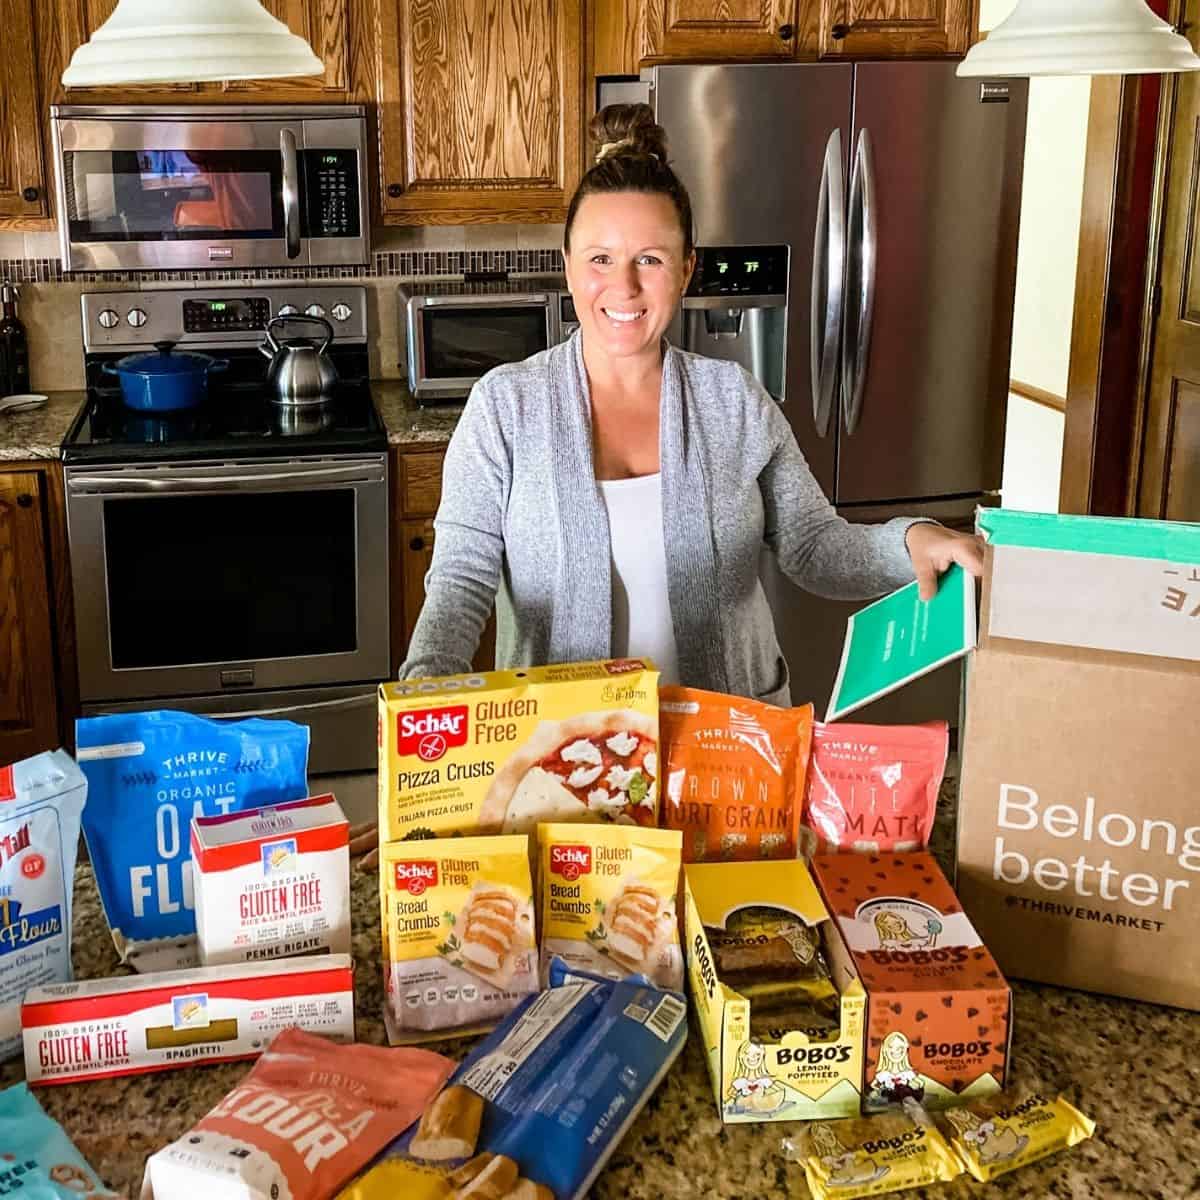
[103,489,357,669]
[64,149,284,242]
[421,305,550,378]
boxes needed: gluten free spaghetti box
[684,859,865,1124]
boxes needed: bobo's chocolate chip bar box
[378,659,659,841]
[684,858,866,1124]
[811,851,1012,1113]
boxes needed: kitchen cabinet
[40,0,356,106]
[817,0,977,58]
[391,445,495,674]
[642,0,803,61]
[376,0,585,224]
[0,0,50,226]
[0,467,70,763]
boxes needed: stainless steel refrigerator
[601,64,1027,725]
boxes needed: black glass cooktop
[62,347,387,464]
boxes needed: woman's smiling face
[564,190,695,362]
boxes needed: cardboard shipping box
[811,851,1011,1113]
[684,859,866,1124]
[957,509,1200,1010]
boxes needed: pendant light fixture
[62,0,323,87]
[958,0,1200,77]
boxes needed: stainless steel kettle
[260,315,339,406]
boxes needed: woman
[398,103,981,697]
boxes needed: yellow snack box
[685,859,866,1123]
[938,1092,1096,1182]
[537,823,683,990]
[378,660,660,841]
[798,1112,962,1199]
[380,835,537,1045]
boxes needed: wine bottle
[0,281,30,395]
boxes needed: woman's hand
[905,523,984,602]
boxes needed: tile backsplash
[0,226,566,391]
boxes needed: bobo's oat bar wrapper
[143,1028,453,1200]
[938,1092,1095,1182]
[22,955,354,1086]
[378,660,658,841]
[0,1082,118,1198]
[0,751,87,1064]
[804,721,949,855]
[76,710,309,973]
[192,794,350,967]
[659,686,813,863]
[794,1110,962,1200]
[537,824,683,990]
[381,836,538,1044]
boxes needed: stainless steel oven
[399,275,572,403]
[51,105,369,271]
[65,454,388,707]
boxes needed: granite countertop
[4,786,1198,1199]
[0,391,85,460]
[0,385,459,460]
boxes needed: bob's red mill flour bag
[378,660,659,840]
[956,509,1200,1010]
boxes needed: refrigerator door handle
[810,128,845,438]
[843,127,877,436]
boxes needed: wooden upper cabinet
[0,472,60,764]
[643,0,801,61]
[818,0,976,58]
[44,0,353,104]
[0,0,49,222]
[377,0,584,223]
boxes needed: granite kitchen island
[4,788,1197,1200]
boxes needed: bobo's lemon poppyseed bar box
[378,660,659,842]
[684,858,865,1124]
[811,851,1012,1114]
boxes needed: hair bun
[589,103,669,165]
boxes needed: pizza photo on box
[479,710,658,833]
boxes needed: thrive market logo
[550,845,592,881]
[397,706,468,762]
[394,861,438,895]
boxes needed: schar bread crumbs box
[378,660,659,841]
[810,851,1011,1113]
[684,859,866,1124]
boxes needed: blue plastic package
[76,710,309,972]
[0,1082,117,1198]
[342,957,687,1200]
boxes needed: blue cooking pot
[103,341,228,412]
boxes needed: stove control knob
[127,307,147,328]
[277,304,299,316]
[331,302,353,322]
[305,303,327,318]
[97,309,119,329]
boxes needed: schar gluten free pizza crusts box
[378,660,659,841]
[811,852,1011,1113]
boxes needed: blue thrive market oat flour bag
[77,711,308,972]
[0,752,87,1063]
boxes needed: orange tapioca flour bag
[142,1028,454,1200]
[659,687,814,863]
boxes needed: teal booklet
[826,563,977,722]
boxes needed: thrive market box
[811,851,1011,1113]
[956,509,1200,1010]
[684,859,865,1123]
[378,660,659,840]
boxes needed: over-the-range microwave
[399,276,579,404]
[50,105,369,272]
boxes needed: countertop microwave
[399,276,577,404]
[50,105,369,272]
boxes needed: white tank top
[597,473,681,686]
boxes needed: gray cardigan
[400,332,920,706]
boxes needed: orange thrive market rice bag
[659,687,813,863]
